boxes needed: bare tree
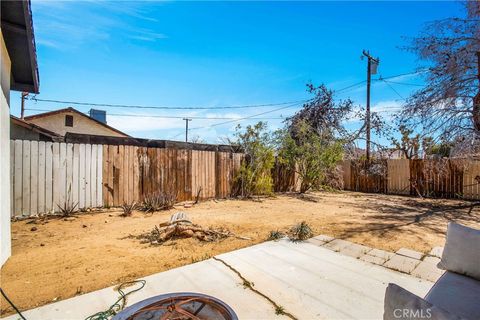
[400,1,480,144]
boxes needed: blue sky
[11,1,463,146]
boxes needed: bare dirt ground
[2,191,480,316]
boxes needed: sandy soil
[1,191,479,316]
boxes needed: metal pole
[183,118,192,142]
[20,92,28,119]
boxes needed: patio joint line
[212,256,298,320]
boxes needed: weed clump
[267,230,285,241]
[120,202,136,217]
[289,221,313,242]
[140,191,176,213]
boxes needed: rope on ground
[0,287,27,320]
[84,279,146,320]
[212,257,298,320]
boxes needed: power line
[380,79,405,100]
[335,80,367,93]
[27,97,311,110]
[25,70,425,113]
[24,108,285,120]
[170,101,303,139]
[376,69,428,81]
[190,101,302,130]
[381,79,424,87]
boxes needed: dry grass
[1,191,480,316]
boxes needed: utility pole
[183,118,192,142]
[362,50,379,161]
[20,92,28,119]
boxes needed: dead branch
[136,213,250,245]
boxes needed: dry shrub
[120,202,136,217]
[140,190,177,213]
[267,230,285,241]
[289,221,313,242]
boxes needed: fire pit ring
[112,292,238,320]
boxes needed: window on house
[65,115,73,127]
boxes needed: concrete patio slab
[367,248,394,260]
[411,260,445,283]
[1,259,288,320]
[2,240,433,320]
[396,248,424,260]
[322,238,351,252]
[384,254,421,274]
[429,246,444,258]
[312,234,335,243]
[217,240,432,320]
[423,256,441,265]
[360,253,386,266]
[338,243,372,259]
[306,237,326,246]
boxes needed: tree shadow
[335,194,480,239]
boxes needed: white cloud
[347,100,403,123]
[31,1,166,49]
[107,115,184,133]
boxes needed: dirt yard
[2,191,480,316]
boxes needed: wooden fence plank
[14,140,23,216]
[113,145,120,206]
[118,145,124,204]
[108,145,115,206]
[85,144,92,208]
[72,144,80,208]
[37,141,46,214]
[125,146,131,204]
[51,142,60,212]
[97,144,103,207]
[58,143,67,209]
[79,144,86,209]
[102,145,109,206]
[22,140,31,216]
[90,144,97,207]
[66,143,74,207]
[28,141,37,215]
[45,142,53,213]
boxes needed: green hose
[84,280,146,320]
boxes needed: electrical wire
[189,101,303,130]
[170,101,303,139]
[379,79,405,100]
[380,80,424,87]
[0,288,27,320]
[27,97,311,110]
[24,108,285,120]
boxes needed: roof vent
[89,109,107,124]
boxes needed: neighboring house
[23,107,129,138]
[10,115,62,141]
[1,0,40,265]
[375,148,406,159]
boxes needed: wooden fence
[101,145,243,207]
[343,159,480,200]
[10,140,243,217]
[10,140,103,217]
[11,139,480,218]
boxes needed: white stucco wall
[28,112,127,137]
[1,30,12,266]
